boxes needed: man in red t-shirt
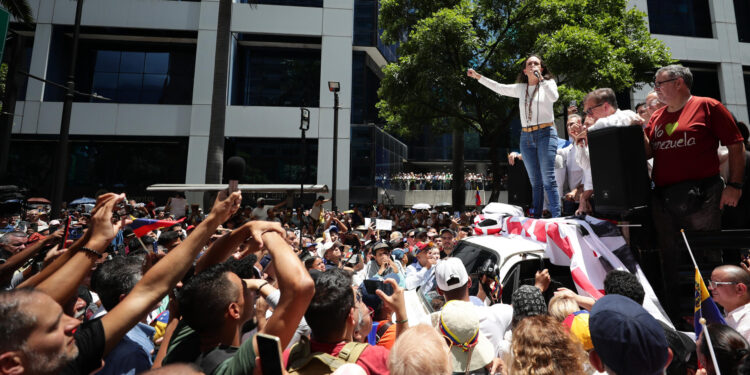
[644,64,746,319]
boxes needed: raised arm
[0,229,62,286]
[259,229,314,348]
[33,194,126,303]
[101,191,241,356]
[467,68,520,98]
[194,220,285,274]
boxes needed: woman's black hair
[516,55,552,83]
[700,324,750,375]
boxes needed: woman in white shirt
[468,55,561,217]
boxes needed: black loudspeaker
[588,126,650,215]
[508,160,532,208]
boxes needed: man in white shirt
[571,88,645,214]
[250,198,286,221]
[404,243,437,291]
[708,265,750,341]
[432,258,513,357]
[557,114,585,215]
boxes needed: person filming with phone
[355,242,406,287]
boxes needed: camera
[114,201,133,219]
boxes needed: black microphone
[225,156,245,193]
[533,71,541,79]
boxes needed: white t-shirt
[168,197,187,218]
[251,206,271,221]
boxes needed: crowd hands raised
[377,172,491,191]
[1,64,748,375]
[5,189,750,375]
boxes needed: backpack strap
[195,346,238,375]
[375,321,393,342]
[337,341,369,364]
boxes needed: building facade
[5,0,397,208]
[632,0,750,124]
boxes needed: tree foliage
[377,0,673,196]
[1,0,34,24]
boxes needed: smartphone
[454,211,460,219]
[569,100,576,107]
[363,279,394,296]
[256,333,284,375]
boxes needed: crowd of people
[377,172,491,191]
[1,60,750,375]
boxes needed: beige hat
[438,300,494,373]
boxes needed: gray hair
[656,64,693,89]
[0,289,40,352]
[0,231,27,245]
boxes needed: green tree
[0,0,34,181]
[1,1,34,24]
[377,0,673,203]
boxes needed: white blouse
[478,76,559,127]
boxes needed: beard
[22,343,79,375]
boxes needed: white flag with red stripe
[500,215,672,328]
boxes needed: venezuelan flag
[694,268,726,337]
[129,218,185,237]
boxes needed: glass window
[231,41,321,107]
[238,0,322,6]
[95,50,120,72]
[145,52,169,74]
[736,0,750,43]
[224,137,318,184]
[682,63,721,101]
[7,136,189,204]
[647,0,712,38]
[744,68,750,121]
[45,26,196,105]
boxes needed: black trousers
[652,175,723,320]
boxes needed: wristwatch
[727,182,744,190]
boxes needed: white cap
[435,257,469,292]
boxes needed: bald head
[389,324,452,375]
[715,265,750,287]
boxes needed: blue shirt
[98,322,156,375]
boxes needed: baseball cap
[372,242,391,253]
[439,300,494,372]
[440,228,456,237]
[391,249,405,261]
[317,241,342,258]
[562,310,592,351]
[327,225,339,233]
[435,258,468,292]
[589,294,669,375]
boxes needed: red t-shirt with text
[646,96,743,187]
[282,339,390,375]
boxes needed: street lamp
[328,81,340,212]
[299,107,310,251]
